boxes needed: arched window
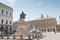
[5,26,8,36]
[50,28,52,32]
[44,29,46,32]
[39,29,41,31]
[2,9,3,14]
[1,19,4,24]
[47,29,49,32]
[5,26,8,30]
[1,26,4,31]
[53,28,55,32]
[10,21,12,24]
[0,26,4,36]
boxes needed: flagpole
[59,16,60,24]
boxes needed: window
[47,29,49,32]
[1,26,4,30]
[39,29,41,31]
[10,13,12,16]
[50,29,52,32]
[10,21,11,24]
[42,29,43,32]
[6,26,8,29]
[2,9,3,14]
[1,19,4,24]
[6,20,8,24]
[6,11,8,15]
[53,28,55,32]
[44,29,46,32]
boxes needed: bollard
[28,35,30,39]
[13,35,16,39]
[7,34,9,39]
[20,35,23,39]
[27,35,32,40]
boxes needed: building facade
[0,3,13,35]
[29,17,57,32]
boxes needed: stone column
[1,31,4,39]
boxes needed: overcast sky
[0,0,60,23]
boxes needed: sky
[0,0,60,23]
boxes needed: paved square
[33,32,60,40]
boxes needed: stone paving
[33,32,60,40]
[0,32,60,40]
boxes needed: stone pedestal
[13,21,30,37]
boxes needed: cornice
[0,3,13,11]
[0,14,13,18]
